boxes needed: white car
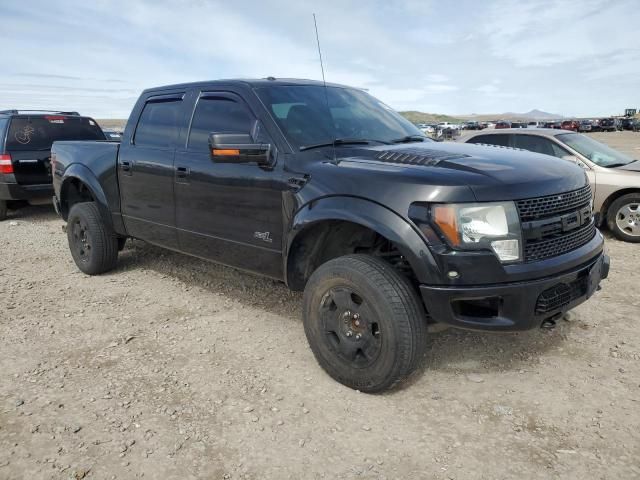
[437,122,460,130]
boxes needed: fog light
[447,270,459,279]
[491,239,520,262]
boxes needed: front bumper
[0,181,53,201]
[420,252,609,331]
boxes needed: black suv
[0,110,105,220]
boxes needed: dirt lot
[1,132,639,480]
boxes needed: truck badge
[254,231,273,243]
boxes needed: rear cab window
[6,116,105,151]
[134,95,185,148]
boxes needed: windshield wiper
[299,138,388,151]
[391,135,427,144]
[605,161,633,168]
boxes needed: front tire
[607,193,640,243]
[303,254,427,393]
[67,202,119,274]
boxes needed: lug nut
[355,334,361,340]
[346,331,353,337]
[354,320,360,326]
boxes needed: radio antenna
[312,13,336,162]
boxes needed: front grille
[524,221,596,262]
[375,148,469,167]
[535,276,588,315]
[516,185,592,221]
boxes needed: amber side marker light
[433,205,460,246]
[212,149,240,156]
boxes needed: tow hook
[541,312,563,329]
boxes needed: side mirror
[562,155,589,170]
[209,133,272,166]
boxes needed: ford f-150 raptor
[52,78,609,392]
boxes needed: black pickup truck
[52,78,609,392]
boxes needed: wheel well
[286,220,414,291]
[60,178,95,220]
[600,188,640,225]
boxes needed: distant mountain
[398,109,563,125]
[504,109,562,120]
[399,111,463,124]
[460,109,564,121]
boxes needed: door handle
[175,166,190,181]
[120,161,132,175]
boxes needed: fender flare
[59,163,113,229]
[285,196,440,285]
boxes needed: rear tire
[303,254,427,393]
[67,202,119,274]
[0,200,7,221]
[607,193,640,243]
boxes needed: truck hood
[328,141,587,201]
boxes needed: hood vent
[375,148,470,166]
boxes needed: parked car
[510,122,527,128]
[103,128,123,141]
[621,118,635,131]
[0,109,105,220]
[417,123,437,134]
[578,120,593,132]
[561,120,580,132]
[52,78,608,392]
[527,121,541,128]
[633,119,640,132]
[437,121,460,130]
[599,118,618,132]
[461,128,640,242]
[462,121,482,130]
[494,120,511,129]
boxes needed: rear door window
[134,99,184,148]
[6,116,105,151]
[467,134,510,147]
[512,135,558,156]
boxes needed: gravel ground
[1,133,639,480]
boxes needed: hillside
[97,119,127,130]
[399,111,463,124]
[459,109,563,121]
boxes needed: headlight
[432,201,522,262]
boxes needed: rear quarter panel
[52,141,124,232]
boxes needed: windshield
[7,116,105,151]
[255,85,426,149]
[557,133,635,167]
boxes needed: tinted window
[6,116,105,151]
[135,100,182,148]
[513,135,558,156]
[188,97,254,151]
[467,134,510,147]
[0,117,8,148]
[256,85,425,148]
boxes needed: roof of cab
[142,77,353,94]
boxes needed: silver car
[460,128,640,242]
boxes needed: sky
[0,0,638,119]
